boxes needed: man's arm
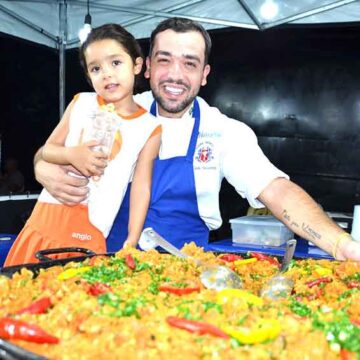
[34,146,89,205]
[258,177,360,261]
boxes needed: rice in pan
[0,243,359,359]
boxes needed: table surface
[205,236,333,259]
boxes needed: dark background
[1,23,360,237]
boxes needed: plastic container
[0,234,17,267]
[230,215,293,247]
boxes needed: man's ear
[144,57,151,79]
[201,64,211,86]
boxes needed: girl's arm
[124,130,161,248]
[42,101,107,177]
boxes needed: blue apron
[106,99,209,252]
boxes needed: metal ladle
[142,228,243,291]
[259,238,297,300]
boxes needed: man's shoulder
[197,96,252,132]
[134,91,153,111]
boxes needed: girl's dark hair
[149,17,212,65]
[79,23,143,74]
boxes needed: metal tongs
[141,228,243,291]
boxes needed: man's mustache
[159,79,190,90]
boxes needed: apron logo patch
[72,232,92,241]
[195,142,214,163]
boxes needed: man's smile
[160,80,190,97]
[164,85,185,96]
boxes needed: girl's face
[85,39,142,111]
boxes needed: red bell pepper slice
[340,349,355,360]
[88,282,111,296]
[166,316,229,339]
[159,283,201,295]
[347,280,360,289]
[306,276,332,288]
[89,255,108,266]
[15,297,52,315]
[350,318,360,327]
[218,254,243,262]
[0,317,59,344]
[125,254,136,270]
[249,252,279,267]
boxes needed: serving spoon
[259,238,297,300]
[141,228,243,291]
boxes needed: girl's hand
[123,238,138,248]
[67,140,108,177]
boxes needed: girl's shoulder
[131,104,159,122]
[72,92,97,104]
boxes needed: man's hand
[337,236,360,261]
[35,159,89,205]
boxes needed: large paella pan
[0,243,359,359]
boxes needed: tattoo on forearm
[302,223,321,240]
[283,209,290,222]
[282,210,299,228]
[282,210,321,240]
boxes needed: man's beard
[151,81,197,115]
[152,92,195,114]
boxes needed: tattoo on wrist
[302,223,321,240]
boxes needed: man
[34,18,360,260]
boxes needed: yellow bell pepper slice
[217,289,263,307]
[222,318,281,344]
[314,265,332,276]
[57,266,91,280]
[234,258,257,265]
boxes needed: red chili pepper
[306,276,332,288]
[347,280,360,289]
[166,316,229,339]
[88,282,111,296]
[249,252,279,267]
[15,297,52,315]
[218,254,243,262]
[350,318,360,327]
[0,317,59,344]
[125,254,136,270]
[159,283,201,295]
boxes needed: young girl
[5,24,161,266]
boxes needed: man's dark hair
[149,17,212,65]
